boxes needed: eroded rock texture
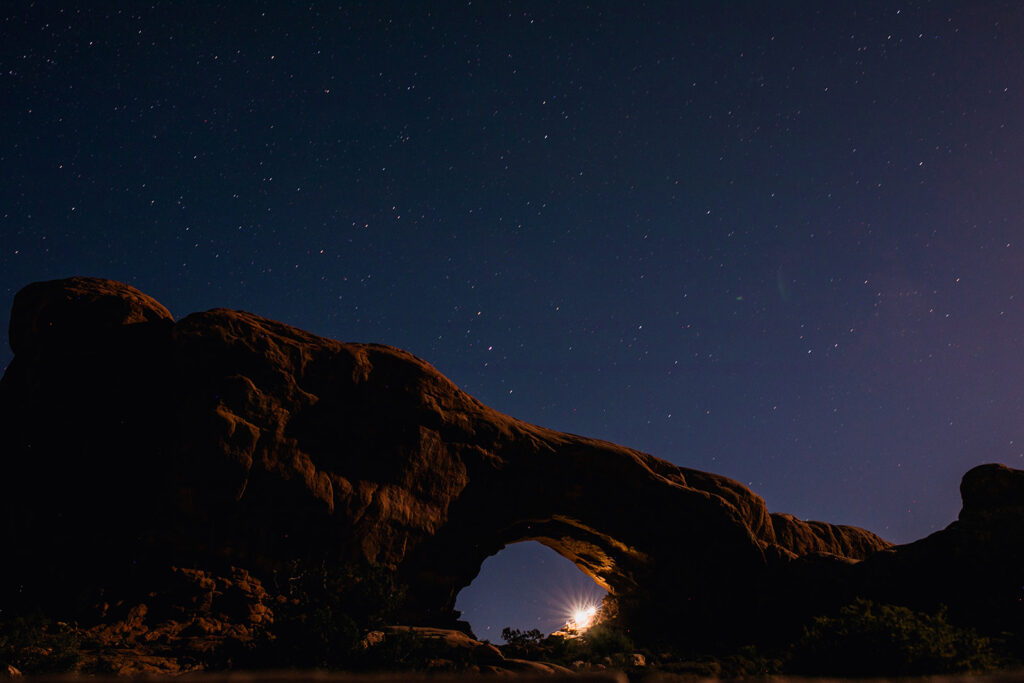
[1,277,1019,645]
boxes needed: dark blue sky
[4,2,1024,639]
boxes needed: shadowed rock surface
[1,277,1020,660]
[852,462,1024,634]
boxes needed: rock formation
[851,463,1024,634]
[1,277,1020,654]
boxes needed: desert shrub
[578,622,634,659]
[787,598,1001,676]
[229,559,407,670]
[499,627,546,658]
[0,614,82,674]
[508,623,636,666]
[501,627,544,646]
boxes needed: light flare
[572,604,598,630]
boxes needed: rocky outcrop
[75,566,276,675]
[7,276,173,356]
[849,463,1024,634]
[1,277,1019,652]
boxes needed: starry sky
[4,2,1024,640]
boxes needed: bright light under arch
[454,541,607,642]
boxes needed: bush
[787,598,1002,677]
[228,559,407,670]
[499,627,546,659]
[578,622,634,659]
[500,623,636,666]
[501,627,544,647]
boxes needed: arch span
[0,278,893,645]
[395,429,788,638]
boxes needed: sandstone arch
[0,277,906,643]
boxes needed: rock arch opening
[454,540,607,642]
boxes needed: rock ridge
[1,277,1019,648]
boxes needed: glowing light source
[551,589,606,638]
[552,600,601,637]
[572,604,598,631]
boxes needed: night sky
[4,2,1024,640]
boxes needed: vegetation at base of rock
[492,599,1016,678]
[573,623,636,659]
[499,623,637,665]
[787,598,1006,676]
[497,622,781,677]
[222,559,407,670]
[0,614,84,675]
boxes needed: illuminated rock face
[1,277,1015,642]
